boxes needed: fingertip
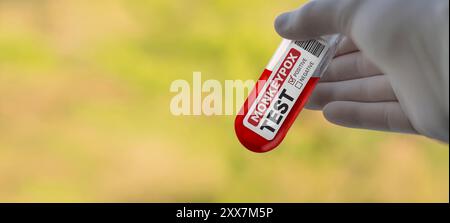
[275,0,353,41]
[322,102,346,126]
[321,103,334,122]
[274,12,292,39]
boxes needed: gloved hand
[274,0,449,143]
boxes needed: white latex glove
[275,0,449,143]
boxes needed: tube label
[243,39,329,140]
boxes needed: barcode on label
[295,40,326,57]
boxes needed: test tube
[235,35,343,153]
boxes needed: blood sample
[235,35,342,153]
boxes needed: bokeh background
[0,0,448,202]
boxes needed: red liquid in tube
[235,36,341,153]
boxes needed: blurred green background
[0,0,448,202]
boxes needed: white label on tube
[243,39,329,140]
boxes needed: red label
[248,48,301,126]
